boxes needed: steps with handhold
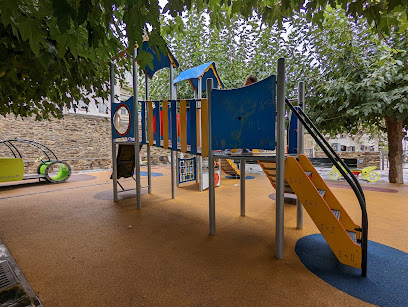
[258,161,295,194]
[296,155,361,239]
[262,154,363,269]
[220,159,246,178]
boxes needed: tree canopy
[1,0,408,119]
[155,4,407,182]
[303,7,408,183]
[306,7,408,133]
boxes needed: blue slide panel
[171,100,177,150]
[210,75,276,150]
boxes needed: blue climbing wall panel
[210,75,276,150]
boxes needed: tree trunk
[386,116,404,184]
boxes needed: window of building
[98,101,108,114]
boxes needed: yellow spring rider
[329,165,379,182]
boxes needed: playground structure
[109,46,368,276]
[0,138,71,184]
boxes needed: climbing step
[258,161,295,194]
[281,155,363,269]
[331,209,341,220]
[347,230,358,243]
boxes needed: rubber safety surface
[296,234,408,307]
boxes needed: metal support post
[207,78,215,235]
[381,150,385,170]
[176,151,180,187]
[145,75,152,194]
[199,157,203,192]
[171,150,176,199]
[110,62,118,202]
[296,81,305,229]
[169,64,176,199]
[198,79,203,192]
[112,144,118,201]
[196,156,200,184]
[194,89,200,184]
[240,159,246,216]
[133,49,141,208]
[276,58,286,259]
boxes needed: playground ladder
[284,98,368,276]
[259,155,363,269]
[220,159,246,178]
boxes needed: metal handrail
[296,107,366,202]
[285,98,368,277]
[0,139,20,158]
[0,138,59,161]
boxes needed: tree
[0,0,165,120]
[305,7,408,183]
[159,7,316,98]
[1,0,407,120]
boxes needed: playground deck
[0,166,407,306]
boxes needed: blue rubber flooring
[140,171,163,177]
[225,175,255,180]
[296,234,408,306]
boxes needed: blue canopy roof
[139,41,179,79]
[173,62,224,91]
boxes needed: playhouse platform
[0,165,407,306]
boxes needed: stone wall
[1,114,381,174]
[314,151,381,168]
[0,114,172,175]
[0,114,111,174]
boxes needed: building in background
[64,71,133,118]
[328,133,380,152]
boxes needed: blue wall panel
[111,97,135,140]
[210,75,276,150]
